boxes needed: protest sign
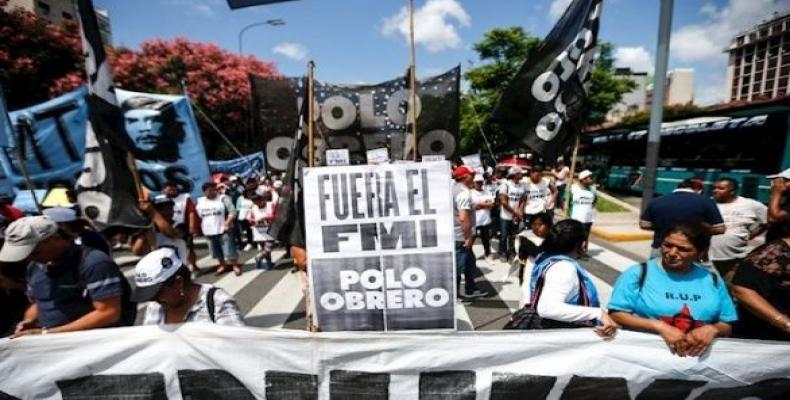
[422,154,445,162]
[0,87,211,199]
[365,148,389,165]
[461,153,484,174]
[303,162,455,331]
[1,325,789,399]
[325,149,350,166]
[209,151,265,178]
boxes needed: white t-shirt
[453,183,474,242]
[142,284,244,326]
[498,179,526,221]
[250,203,276,242]
[196,195,230,236]
[523,177,553,215]
[535,260,603,322]
[569,184,596,224]
[236,197,254,221]
[710,196,768,260]
[471,189,494,227]
[555,166,570,186]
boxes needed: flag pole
[408,0,418,161]
[14,121,42,213]
[641,0,673,212]
[307,60,316,167]
[565,134,581,212]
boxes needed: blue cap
[42,207,79,223]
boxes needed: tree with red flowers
[0,1,279,158]
[110,38,279,158]
[0,0,83,109]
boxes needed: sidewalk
[587,190,654,260]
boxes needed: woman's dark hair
[540,219,587,255]
[202,182,217,192]
[664,222,712,251]
[530,212,553,229]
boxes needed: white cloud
[381,0,471,53]
[671,0,789,63]
[163,0,222,17]
[695,76,728,105]
[273,42,308,61]
[548,0,573,20]
[614,46,654,73]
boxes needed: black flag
[491,0,602,162]
[74,0,148,231]
[226,0,298,10]
[268,77,308,244]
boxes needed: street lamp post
[238,18,285,55]
[238,19,284,154]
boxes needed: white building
[726,11,790,103]
[606,68,650,123]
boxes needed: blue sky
[94,0,790,105]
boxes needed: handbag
[504,261,596,330]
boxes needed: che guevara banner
[492,0,602,162]
[251,67,460,172]
[303,162,455,331]
[1,324,789,399]
[0,86,211,200]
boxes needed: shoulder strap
[638,262,648,290]
[709,270,719,288]
[207,287,218,322]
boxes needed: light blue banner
[209,151,266,179]
[1,86,211,199]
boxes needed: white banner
[1,325,789,399]
[303,162,455,331]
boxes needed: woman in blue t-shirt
[609,222,737,357]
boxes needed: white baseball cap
[508,166,524,176]
[473,174,484,183]
[273,180,283,189]
[767,167,790,179]
[0,216,59,262]
[131,248,184,302]
[578,170,593,180]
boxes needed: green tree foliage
[460,26,636,156]
[618,103,706,126]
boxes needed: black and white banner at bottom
[1,324,789,399]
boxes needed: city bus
[580,99,790,202]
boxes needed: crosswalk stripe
[588,242,641,272]
[117,237,643,331]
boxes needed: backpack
[637,262,718,290]
[73,246,137,326]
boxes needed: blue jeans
[207,232,239,261]
[455,241,478,294]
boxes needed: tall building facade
[606,68,650,123]
[4,0,112,45]
[726,11,790,103]
[666,69,694,105]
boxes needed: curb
[590,226,653,242]
[596,190,641,213]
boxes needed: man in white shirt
[498,167,526,261]
[196,182,241,276]
[520,165,557,226]
[710,178,768,279]
[453,166,487,299]
[552,159,570,211]
[569,170,597,240]
[471,175,495,260]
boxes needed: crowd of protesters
[0,171,286,336]
[0,158,787,355]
